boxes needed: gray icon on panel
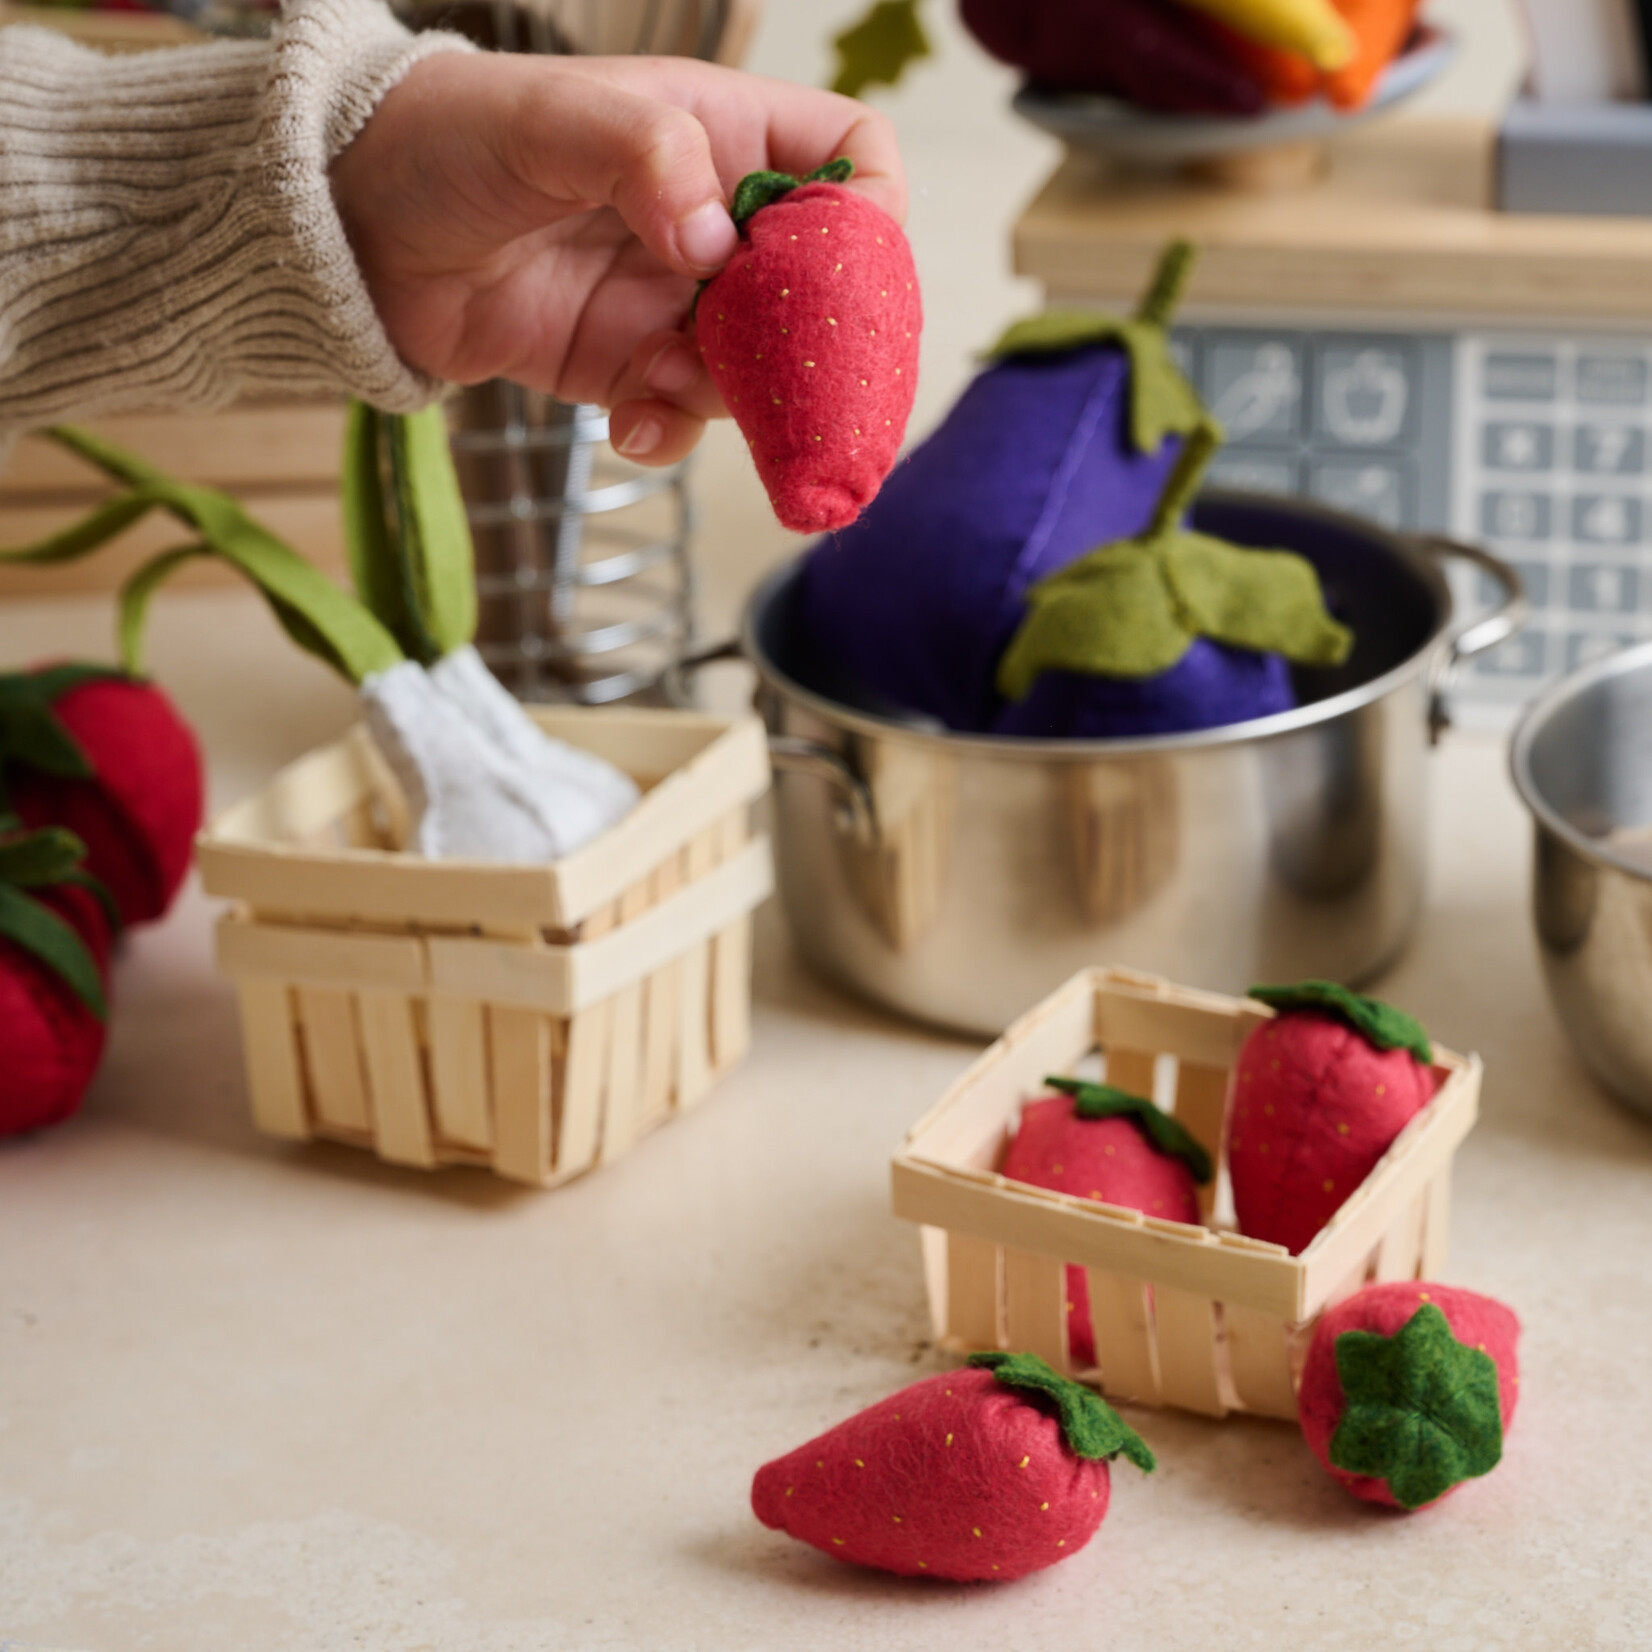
[1208,339,1302,443]
[1308,460,1413,529]
[1565,631,1640,672]
[1482,421,1555,473]
[1206,454,1300,496]
[1480,490,1553,541]
[1573,423,1646,476]
[1575,355,1649,407]
[1317,343,1415,448]
[1473,629,1548,678]
[1567,562,1642,614]
[1483,353,1559,401]
[1571,493,1643,547]
[1479,561,1550,608]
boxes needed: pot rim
[742,490,1456,760]
[1510,635,1652,885]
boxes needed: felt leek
[1172,0,1354,69]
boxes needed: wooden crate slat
[1003,1248,1070,1372]
[944,1231,1003,1351]
[1154,1287,1227,1417]
[296,988,371,1136]
[1085,1269,1161,1406]
[1174,1060,1230,1222]
[428,996,492,1152]
[674,829,719,1110]
[1420,1168,1453,1277]
[1223,1305,1300,1420]
[1098,984,1270,1072]
[236,980,310,1141]
[488,1007,551,1185]
[358,992,435,1169]
[217,914,427,996]
[1373,1187,1428,1282]
[599,985,646,1165]
[558,1000,613,1177]
[637,852,685,1126]
[919,1226,949,1340]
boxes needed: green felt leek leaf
[968,1352,1156,1471]
[0,493,158,565]
[341,402,415,655]
[830,0,931,99]
[1247,981,1432,1063]
[1330,1304,1502,1509]
[385,405,478,664]
[1044,1076,1214,1184]
[0,876,105,1019]
[117,545,210,675]
[985,242,1203,454]
[730,158,855,228]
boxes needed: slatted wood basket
[890,967,1481,1420]
[199,707,772,1186]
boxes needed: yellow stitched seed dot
[1376,1084,1387,1096]
[1337,1122,1349,1135]
[945,1433,954,1446]
[816,1460,824,1468]
[893,1415,901,1422]
[859,378,868,386]
[1089,1190,1101,1199]
[855,1458,864,1467]
[881,289,887,297]
[717,313,725,320]
[780,326,789,334]
[804,360,816,367]
[945,1390,952,1396]
[918,1561,928,1569]
[1040,1502,1049,1511]
[1264,1103,1275,1116]
[780,288,790,297]
[821,226,829,234]
[1477,1343,1487,1352]
[1056,1539,1066,1548]
[1419,1292,1431,1302]
[1053,1163,1064,1174]
[870,328,878,337]
[1322,1179,1334,1193]
[1065,1301,1075,1312]
[992,1564,1000,1572]
[906,281,912,289]
[853,427,860,435]
[1154,1199,1164,1210]
[832,1537,845,1546]
[790,234,797,241]
[755,352,762,360]
[772,397,782,405]
[885,418,891,425]
[835,263,843,272]
[785,1487,794,1497]
[1259,1144,1269,1154]
[828,317,838,325]
[894,366,901,375]
[812,434,822,442]
[1270,1059,1281,1071]
[1018,1456,1030,1469]
[892,1514,902,1523]
[973,1527,983,1538]
[1104,1145,1115,1156]
[877,235,884,243]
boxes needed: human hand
[330,51,906,466]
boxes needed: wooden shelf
[1015,117,1652,324]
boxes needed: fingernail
[644,341,700,397]
[616,416,664,459]
[676,200,737,274]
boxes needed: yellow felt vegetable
[1172,0,1353,68]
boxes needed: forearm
[0,0,472,440]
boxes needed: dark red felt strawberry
[697,158,921,535]
[1228,982,1440,1256]
[0,825,117,1138]
[3,664,203,926]
[752,1351,1153,1581]
[1299,1282,1520,1511]
[1000,1078,1209,1367]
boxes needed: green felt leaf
[830,0,931,99]
[385,406,477,664]
[730,158,855,228]
[1247,981,1432,1063]
[0,878,106,1019]
[968,1352,1156,1472]
[341,402,415,654]
[10,663,133,703]
[1330,1304,1503,1509]
[0,825,90,888]
[0,701,90,780]
[1044,1076,1214,1184]
[0,492,158,566]
[985,242,1204,454]
[117,545,210,675]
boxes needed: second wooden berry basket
[198,707,772,1187]
[890,967,1481,1420]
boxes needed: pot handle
[662,639,880,847]
[1409,535,1529,745]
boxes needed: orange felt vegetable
[1322,0,1423,109]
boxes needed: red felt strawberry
[1000,1078,1209,1367]
[0,826,117,1138]
[3,664,203,926]
[1228,982,1440,1255]
[752,1352,1154,1581]
[1298,1282,1520,1511]
[696,158,921,535]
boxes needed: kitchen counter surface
[1,560,1650,1652]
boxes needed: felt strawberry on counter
[3,664,202,927]
[1298,1282,1520,1510]
[1001,1078,1210,1367]
[752,1351,1154,1581]
[696,158,921,535]
[0,825,118,1138]
[1228,981,1439,1255]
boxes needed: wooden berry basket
[198,707,772,1186]
[890,967,1481,1420]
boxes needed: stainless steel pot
[689,494,1524,1037]
[1511,640,1652,1120]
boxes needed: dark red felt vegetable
[1298,1282,1520,1510]
[1000,1079,1208,1366]
[751,1352,1154,1581]
[4,664,203,927]
[1228,982,1439,1255]
[696,159,921,535]
[0,827,116,1139]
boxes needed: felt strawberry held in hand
[1298,1282,1520,1510]
[1228,981,1440,1255]
[1000,1078,1210,1367]
[752,1352,1154,1581]
[697,158,921,535]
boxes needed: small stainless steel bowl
[1511,640,1652,1120]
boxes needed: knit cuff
[0,0,474,438]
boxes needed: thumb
[500,71,738,277]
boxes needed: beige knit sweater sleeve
[0,0,473,441]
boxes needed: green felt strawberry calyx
[0,826,115,1019]
[967,1352,1156,1472]
[996,423,1355,698]
[0,663,134,806]
[1329,1304,1503,1509]
[984,240,1203,454]
[831,0,932,100]
[1044,1076,1214,1184]
[1247,980,1433,1064]
[729,157,855,229]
